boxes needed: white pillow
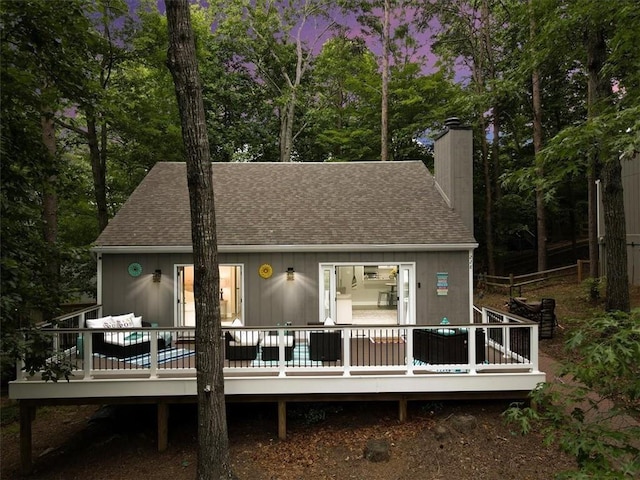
[86,316,112,329]
[116,318,134,328]
[112,313,134,323]
[324,317,335,326]
[230,318,244,342]
[132,316,143,328]
[235,330,260,346]
[105,313,136,328]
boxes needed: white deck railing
[15,305,539,382]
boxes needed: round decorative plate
[258,263,273,279]
[128,262,143,277]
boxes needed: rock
[39,447,56,457]
[363,439,391,462]
[434,425,450,441]
[451,414,478,433]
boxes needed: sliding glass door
[319,263,415,325]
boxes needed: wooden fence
[479,260,590,297]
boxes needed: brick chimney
[433,117,474,235]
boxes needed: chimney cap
[444,117,461,127]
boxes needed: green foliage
[581,277,606,303]
[506,309,640,478]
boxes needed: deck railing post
[278,329,286,377]
[530,324,540,372]
[502,313,511,358]
[16,341,26,380]
[342,327,351,376]
[468,325,477,374]
[149,329,159,378]
[83,331,93,379]
[405,327,414,375]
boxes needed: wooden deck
[9,306,545,474]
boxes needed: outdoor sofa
[85,313,170,359]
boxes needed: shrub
[505,309,640,478]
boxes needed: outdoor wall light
[287,267,295,281]
[153,269,162,283]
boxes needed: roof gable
[94,161,475,250]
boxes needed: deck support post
[398,397,407,422]
[157,402,169,452]
[278,400,287,440]
[20,401,34,475]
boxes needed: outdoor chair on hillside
[507,297,557,339]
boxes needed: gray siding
[599,155,640,285]
[622,155,640,285]
[100,250,472,327]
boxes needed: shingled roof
[94,161,476,251]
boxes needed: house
[9,120,546,473]
[93,122,476,330]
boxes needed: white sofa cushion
[262,335,294,347]
[86,314,142,329]
[86,316,112,329]
[230,330,261,346]
[103,331,150,346]
[110,313,135,328]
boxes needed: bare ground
[1,399,577,480]
[2,281,638,480]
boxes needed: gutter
[92,243,479,254]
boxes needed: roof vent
[444,117,461,128]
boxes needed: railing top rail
[480,306,539,325]
[52,304,102,323]
[36,322,519,334]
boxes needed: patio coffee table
[350,335,405,366]
[261,333,295,361]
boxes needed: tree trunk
[530,0,547,272]
[165,1,234,479]
[380,0,390,161]
[86,107,109,232]
[601,157,629,312]
[587,156,599,279]
[585,27,608,280]
[586,25,629,311]
[280,94,296,162]
[481,117,496,275]
[491,105,502,273]
[478,0,496,275]
[41,110,59,322]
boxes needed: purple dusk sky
[127,0,467,80]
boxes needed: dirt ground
[3,281,638,480]
[1,399,577,480]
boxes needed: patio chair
[308,331,342,362]
[507,297,557,339]
[224,330,261,361]
[261,332,295,361]
[413,328,485,364]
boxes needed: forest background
[1,0,639,364]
